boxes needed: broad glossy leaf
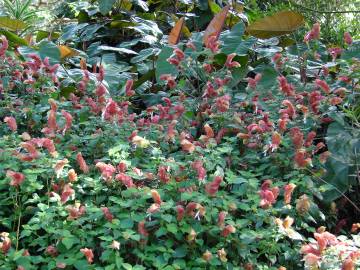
[220,22,256,55]
[133,0,149,11]
[246,11,304,39]
[208,0,221,14]
[98,45,138,55]
[0,16,26,31]
[203,5,230,45]
[342,41,360,60]
[39,41,61,64]
[131,48,159,63]
[0,30,28,46]
[98,0,117,15]
[36,30,60,42]
[168,17,185,45]
[58,45,79,59]
[155,46,178,82]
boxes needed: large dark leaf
[98,0,117,15]
[246,11,304,39]
[39,41,61,64]
[342,41,360,60]
[155,46,178,82]
[168,18,185,45]
[220,22,256,55]
[0,16,26,31]
[203,5,230,45]
[322,121,360,201]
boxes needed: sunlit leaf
[133,0,149,11]
[98,45,138,55]
[278,36,296,48]
[168,17,185,45]
[58,45,80,59]
[0,30,28,46]
[0,16,26,31]
[246,11,304,39]
[208,0,221,14]
[36,30,60,42]
[203,5,230,45]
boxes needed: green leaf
[173,246,187,258]
[122,263,133,270]
[99,0,117,15]
[0,16,26,31]
[342,41,360,60]
[220,23,257,55]
[166,224,178,234]
[133,0,149,11]
[39,40,61,64]
[62,237,76,250]
[131,48,159,63]
[120,218,134,229]
[208,0,221,14]
[155,46,178,82]
[0,30,28,46]
[98,45,138,55]
[36,30,60,42]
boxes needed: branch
[290,1,360,14]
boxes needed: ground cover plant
[0,2,360,270]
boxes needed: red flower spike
[0,35,9,56]
[315,79,330,94]
[6,170,25,187]
[304,131,316,147]
[115,173,135,188]
[203,63,213,73]
[80,248,94,264]
[205,176,223,196]
[138,220,149,237]
[294,149,312,168]
[101,207,114,222]
[151,189,162,204]
[342,257,355,270]
[221,225,236,237]
[259,180,279,208]
[215,95,231,113]
[4,116,17,132]
[46,245,58,257]
[304,22,320,42]
[218,211,227,228]
[167,57,180,66]
[284,183,296,204]
[158,166,170,183]
[176,205,185,221]
[225,53,240,68]
[344,32,353,45]
[61,110,73,134]
[173,48,185,61]
[117,162,127,173]
[76,152,89,174]
[60,184,75,204]
[125,79,135,97]
[97,65,105,82]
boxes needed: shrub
[0,19,359,270]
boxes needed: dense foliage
[0,1,360,270]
